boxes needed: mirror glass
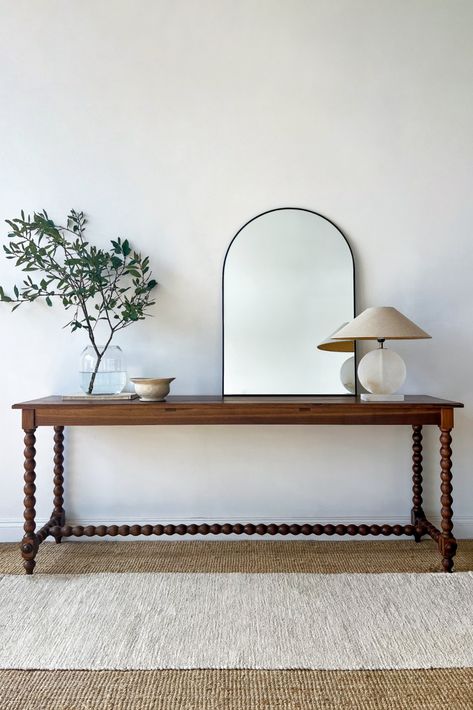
[223,208,355,395]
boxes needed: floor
[1,539,472,709]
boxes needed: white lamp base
[340,356,356,394]
[358,348,406,398]
[360,393,405,402]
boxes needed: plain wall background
[0,0,472,540]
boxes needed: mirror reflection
[223,208,355,395]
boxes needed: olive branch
[0,209,157,394]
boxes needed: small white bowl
[130,377,175,401]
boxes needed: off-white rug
[1,572,472,670]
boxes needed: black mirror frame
[222,207,357,396]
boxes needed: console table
[13,395,463,574]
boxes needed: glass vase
[79,345,127,395]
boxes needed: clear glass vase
[79,345,127,395]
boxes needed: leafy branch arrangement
[0,210,157,394]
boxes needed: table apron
[31,410,444,427]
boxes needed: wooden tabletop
[12,395,463,427]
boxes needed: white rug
[1,572,472,670]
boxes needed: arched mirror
[223,208,356,395]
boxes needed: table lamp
[331,307,431,401]
[317,323,356,393]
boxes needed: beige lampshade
[317,323,355,352]
[332,307,431,341]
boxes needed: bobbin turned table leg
[52,426,65,543]
[439,417,457,572]
[21,428,38,574]
[410,425,425,542]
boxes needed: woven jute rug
[1,540,472,709]
[2,668,473,710]
[1,538,473,574]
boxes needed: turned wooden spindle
[440,427,456,572]
[47,520,416,540]
[52,426,65,543]
[411,425,425,542]
[21,428,38,574]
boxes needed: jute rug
[1,571,473,670]
[2,538,473,574]
[1,540,473,709]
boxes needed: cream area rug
[1,572,472,671]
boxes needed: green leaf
[0,286,13,302]
[45,296,52,307]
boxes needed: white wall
[0,0,472,541]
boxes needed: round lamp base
[358,348,406,395]
[340,356,356,394]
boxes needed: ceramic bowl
[130,377,175,401]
